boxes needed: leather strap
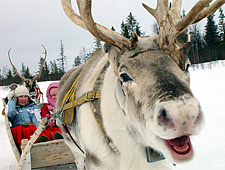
[62,91,101,111]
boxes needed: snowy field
[0,62,225,170]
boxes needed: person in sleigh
[5,83,18,104]
[41,82,63,140]
[7,85,53,152]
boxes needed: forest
[0,7,224,86]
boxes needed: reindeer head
[8,45,47,101]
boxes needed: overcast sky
[0,0,224,76]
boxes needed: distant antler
[61,0,131,50]
[143,0,225,70]
[8,45,47,81]
[32,45,47,81]
[8,49,25,80]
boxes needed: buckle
[85,91,95,101]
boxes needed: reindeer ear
[103,43,121,77]
[103,43,111,54]
[130,32,138,50]
[179,42,192,71]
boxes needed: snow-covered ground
[0,63,225,170]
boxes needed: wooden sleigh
[2,98,76,170]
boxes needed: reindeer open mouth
[164,136,193,160]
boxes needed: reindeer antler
[8,46,47,81]
[8,48,25,80]
[61,0,131,50]
[33,45,47,81]
[143,0,225,70]
[193,0,225,23]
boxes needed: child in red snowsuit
[40,82,63,140]
[7,85,53,152]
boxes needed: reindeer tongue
[168,136,189,154]
[165,136,193,160]
[168,136,190,154]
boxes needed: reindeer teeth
[173,144,189,154]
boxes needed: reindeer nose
[157,108,175,128]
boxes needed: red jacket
[41,104,50,118]
[41,104,56,127]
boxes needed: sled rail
[4,113,21,162]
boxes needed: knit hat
[46,82,59,112]
[9,83,18,90]
[15,85,29,97]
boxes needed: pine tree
[6,69,13,80]
[5,68,13,84]
[24,67,30,78]
[74,56,82,67]
[121,21,130,38]
[111,26,115,31]
[42,61,50,81]
[126,12,137,32]
[189,24,205,64]
[218,7,225,59]
[120,12,143,38]
[50,60,60,80]
[204,13,219,61]
[57,40,67,74]
[93,38,102,50]
[21,62,26,77]
[218,7,225,41]
[12,67,19,79]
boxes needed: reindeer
[56,0,224,169]
[8,46,47,104]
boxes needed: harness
[57,62,118,153]
[54,62,165,163]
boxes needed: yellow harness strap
[61,74,80,108]
[61,74,80,124]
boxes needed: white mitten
[7,90,15,99]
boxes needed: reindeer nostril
[158,108,175,128]
[194,110,202,125]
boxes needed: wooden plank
[31,139,75,169]
[32,163,77,170]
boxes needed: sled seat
[2,98,76,169]
[22,139,75,169]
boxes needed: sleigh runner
[2,98,76,170]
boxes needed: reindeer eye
[120,73,133,82]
